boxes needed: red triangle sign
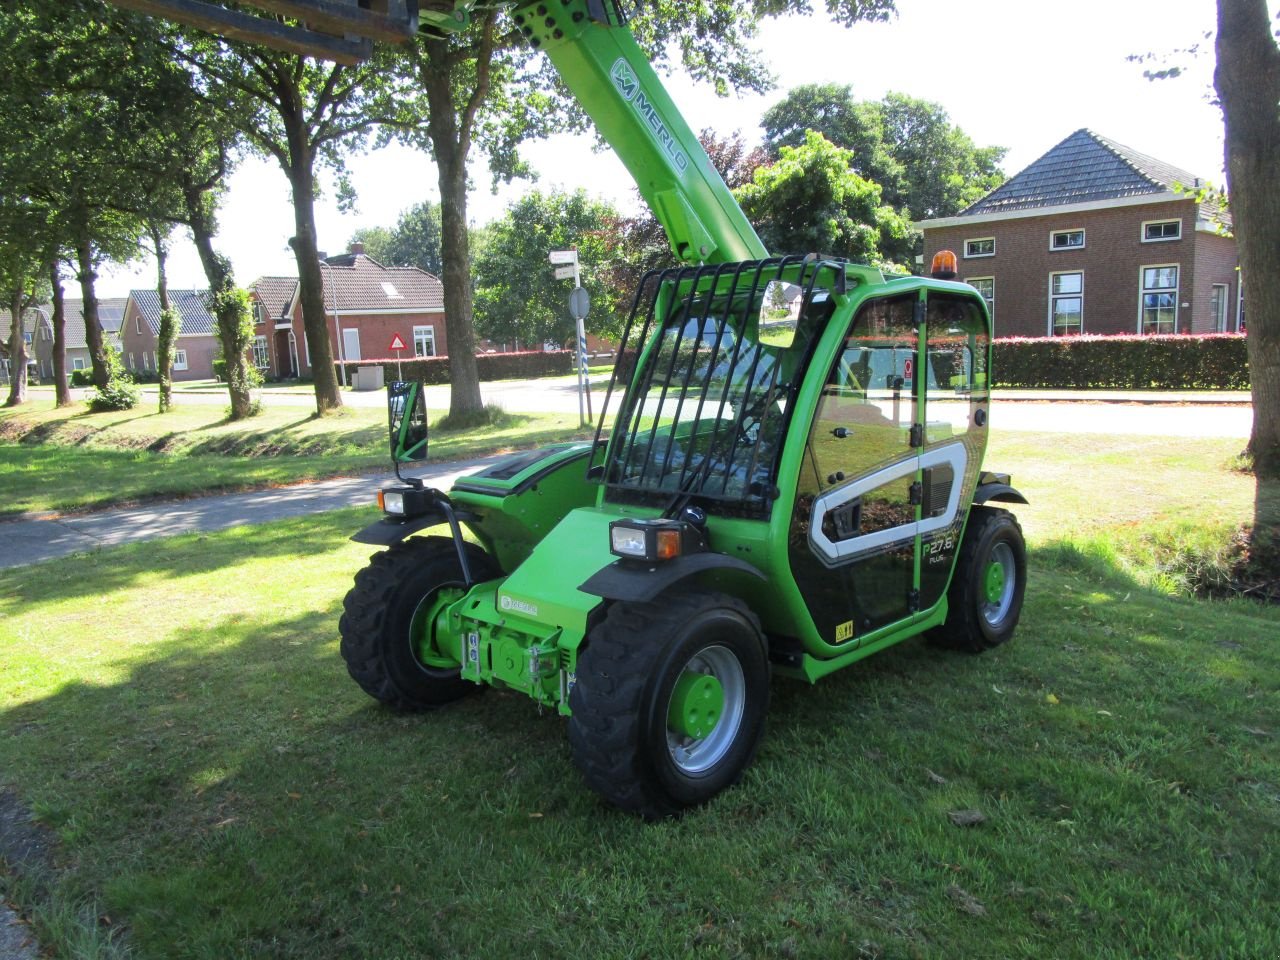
[389,333,407,352]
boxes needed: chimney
[349,241,365,256]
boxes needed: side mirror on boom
[387,380,429,463]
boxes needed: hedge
[338,349,574,385]
[992,333,1248,390]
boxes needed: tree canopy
[735,131,912,267]
[472,190,622,347]
[351,201,444,277]
[761,84,1007,221]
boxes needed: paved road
[0,457,495,571]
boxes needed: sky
[95,0,1235,298]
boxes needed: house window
[964,238,994,259]
[413,325,436,358]
[252,335,270,368]
[1050,229,1085,250]
[1049,272,1084,336]
[173,349,188,371]
[967,277,995,322]
[72,357,86,371]
[1210,284,1229,333]
[136,314,142,335]
[1140,266,1179,335]
[1143,220,1182,242]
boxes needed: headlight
[376,485,432,518]
[609,518,707,562]
[382,490,405,515]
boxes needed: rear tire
[568,591,770,819]
[339,536,497,710]
[930,506,1026,653]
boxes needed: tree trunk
[185,190,256,420]
[151,224,177,413]
[423,35,484,420]
[282,117,342,414]
[74,237,109,389]
[49,262,70,407]
[1216,0,1280,574]
[4,289,27,407]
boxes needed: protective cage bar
[109,0,421,64]
[593,256,842,512]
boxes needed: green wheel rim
[980,542,1016,626]
[666,644,744,775]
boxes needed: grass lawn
[0,398,595,517]
[1,431,1277,959]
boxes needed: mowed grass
[0,398,594,517]
[1,431,1278,959]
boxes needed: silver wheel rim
[982,541,1016,626]
[666,644,746,775]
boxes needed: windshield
[602,259,836,511]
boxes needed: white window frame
[72,357,86,371]
[1237,274,1245,332]
[1142,219,1182,243]
[1210,283,1229,334]
[413,324,436,358]
[1138,264,1179,335]
[966,277,995,322]
[1049,228,1085,251]
[173,349,188,371]
[963,237,995,259]
[136,314,143,335]
[252,335,270,369]
[1048,271,1084,336]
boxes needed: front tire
[568,591,769,819]
[339,536,497,710]
[930,506,1026,653]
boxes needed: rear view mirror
[387,381,429,462]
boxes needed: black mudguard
[974,482,1029,505]
[579,553,766,604]
[350,511,450,546]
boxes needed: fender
[349,511,452,546]
[974,482,1029,505]
[579,552,765,604]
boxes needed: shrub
[86,378,140,411]
[69,368,94,387]
[993,333,1248,390]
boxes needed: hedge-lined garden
[339,348,574,385]
[992,333,1248,390]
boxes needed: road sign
[554,265,577,280]
[569,286,590,320]
[548,250,577,265]
[389,332,407,352]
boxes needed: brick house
[120,289,219,380]
[918,129,1239,338]
[0,306,52,383]
[248,244,447,380]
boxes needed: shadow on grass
[0,509,374,609]
[2,532,1279,958]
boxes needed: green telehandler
[114,0,1029,818]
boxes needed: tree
[473,190,622,347]
[351,201,444,276]
[401,0,896,423]
[735,131,912,268]
[170,34,418,415]
[761,85,1007,221]
[1214,0,1280,574]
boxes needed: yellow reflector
[376,490,385,510]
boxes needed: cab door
[788,293,922,647]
